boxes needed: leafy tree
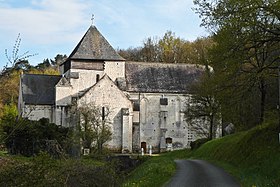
[118,31,214,64]
[35,59,51,70]
[0,103,72,157]
[0,34,60,116]
[0,153,120,186]
[0,113,71,157]
[194,0,280,127]
[78,104,112,154]
[141,37,161,62]
[118,47,142,61]
[158,31,186,63]
[190,37,214,65]
[53,54,67,66]
[35,54,67,70]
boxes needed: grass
[2,119,280,186]
[0,152,121,186]
[190,120,280,186]
[122,149,190,187]
[123,118,280,187]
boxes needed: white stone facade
[18,26,212,153]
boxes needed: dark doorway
[166,137,172,144]
[141,142,147,153]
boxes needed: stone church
[18,26,207,153]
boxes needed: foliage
[0,152,120,186]
[78,104,112,154]
[124,116,280,186]
[0,103,18,145]
[190,116,280,186]
[0,55,61,117]
[118,31,214,64]
[0,116,72,157]
[193,0,280,129]
[35,54,67,70]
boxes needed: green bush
[0,117,72,157]
[0,153,120,186]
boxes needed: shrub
[0,117,72,157]
[0,153,120,186]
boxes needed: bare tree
[185,72,221,140]
[78,103,112,154]
[3,33,37,74]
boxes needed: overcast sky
[0,0,207,67]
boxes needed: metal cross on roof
[91,14,94,25]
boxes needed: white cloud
[0,0,206,67]
[0,0,93,45]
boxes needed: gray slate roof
[21,74,61,105]
[68,26,125,61]
[125,62,205,93]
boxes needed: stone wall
[78,75,133,153]
[68,69,104,94]
[129,92,194,153]
[22,105,54,122]
[104,61,125,82]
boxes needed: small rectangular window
[160,98,168,105]
[133,100,140,111]
[96,74,100,83]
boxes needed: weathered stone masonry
[18,26,207,153]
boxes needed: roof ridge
[126,61,206,68]
[23,73,61,77]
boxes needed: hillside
[191,119,280,186]
[123,118,280,186]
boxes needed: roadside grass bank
[122,149,190,187]
[190,119,280,186]
[123,118,280,187]
[0,152,144,186]
[2,119,279,186]
[0,152,120,186]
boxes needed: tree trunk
[209,114,214,140]
[259,79,266,124]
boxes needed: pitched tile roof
[68,26,125,61]
[125,62,205,93]
[21,74,61,105]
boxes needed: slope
[191,119,280,186]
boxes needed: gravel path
[165,159,240,187]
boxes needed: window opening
[96,74,100,83]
